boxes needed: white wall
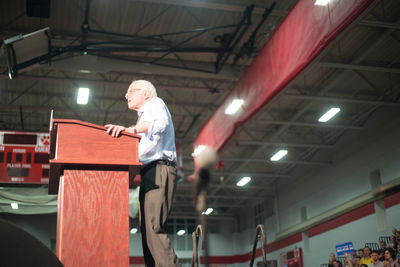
[258,108,400,266]
[195,108,400,266]
[276,113,400,229]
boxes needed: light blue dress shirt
[136,97,176,166]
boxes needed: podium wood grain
[57,170,129,267]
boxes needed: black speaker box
[26,0,50,18]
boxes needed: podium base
[57,170,129,267]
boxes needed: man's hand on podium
[105,124,126,137]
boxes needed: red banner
[193,0,376,154]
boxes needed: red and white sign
[0,131,50,184]
[280,247,303,267]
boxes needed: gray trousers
[139,163,181,267]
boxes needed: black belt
[140,159,176,175]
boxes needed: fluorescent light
[177,229,186,236]
[130,228,138,234]
[318,107,341,122]
[236,176,251,187]
[225,99,244,115]
[202,208,213,215]
[270,150,288,161]
[11,202,18,209]
[192,145,206,157]
[77,87,90,105]
[315,0,330,6]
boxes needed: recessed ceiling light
[236,176,251,187]
[225,99,244,115]
[130,228,138,234]
[318,107,341,122]
[202,208,214,215]
[270,150,288,161]
[315,0,330,6]
[11,202,19,209]
[77,87,90,105]
[177,229,186,236]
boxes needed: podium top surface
[50,118,141,165]
[52,118,141,139]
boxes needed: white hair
[131,80,157,98]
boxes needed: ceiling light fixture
[270,150,288,161]
[130,228,138,234]
[11,202,19,209]
[315,0,330,6]
[236,176,251,187]
[176,229,186,236]
[77,87,90,105]
[318,107,341,122]
[202,208,213,215]
[192,145,206,157]
[225,99,244,115]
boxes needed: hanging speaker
[26,0,51,18]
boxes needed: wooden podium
[48,119,141,267]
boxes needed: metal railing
[379,236,391,245]
[191,225,205,267]
[250,224,267,267]
[365,242,379,250]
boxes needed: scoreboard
[0,131,50,184]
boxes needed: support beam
[132,0,289,16]
[359,20,400,30]
[169,214,235,220]
[220,158,331,166]
[0,53,238,81]
[0,104,211,119]
[2,89,218,109]
[319,62,400,74]
[283,93,400,106]
[177,183,275,193]
[214,171,288,178]
[256,120,362,130]
[175,193,265,200]
[180,167,289,178]
[174,202,243,208]
[237,140,334,149]
[0,74,228,92]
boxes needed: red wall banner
[193,0,376,154]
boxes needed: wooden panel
[57,170,129,267]
[53,119,140,165]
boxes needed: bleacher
[320,235,396,267]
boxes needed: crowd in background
[327,228,400,267]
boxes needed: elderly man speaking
[106,80,180,267]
